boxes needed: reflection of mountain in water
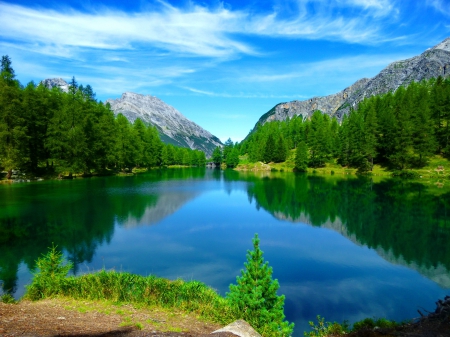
[0,168,206,296]
[275,212,450,288]
[232,172,450,289]
[120,190,201,228]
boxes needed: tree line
[239,76,450,172]
[211,138,240,168]
[0,56,206,178]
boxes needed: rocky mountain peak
[106,92,222,156]
[254,37,450,127]
[432,37,450,52]
[40,78,69,93]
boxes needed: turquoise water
[1,168,449,334]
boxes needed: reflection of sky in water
[2,172,449,336]
[89,187,447,335]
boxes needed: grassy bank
[235,152,450,181]
[25,247,237,327]
[7,245,440,337]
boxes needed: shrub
[26,244,73,300]
[304,315,348,337]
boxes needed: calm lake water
[1,168,450,335]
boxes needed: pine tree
[226,148,240,168]
[263,134,275,163]
[212,146,222,165]
[1,55,16,85]
[227,234,294,337]
[294,141,308,172]
[273,134,287,163]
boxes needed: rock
[255,37,450,126]
[106,92,223,156]
[212,320,261,337]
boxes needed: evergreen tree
[223,138,234,163]
[273,134,287,163]
[412,85,436,165]
[227,234,294,337]
[1,55,16,85]
[226,148,240,168]
[212,146,222,165]
[294,141,308,172]
[361,103,378,171]
[308,111,330,167]
[263,134,275,163]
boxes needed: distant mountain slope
[106,92,222,157]
[255,37,450,127]
[40,77,223,156]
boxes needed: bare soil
[1,299,449,337]
[0,298,226,337]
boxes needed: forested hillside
[0,56,206,179]
[240,77,450,172]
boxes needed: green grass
[26,269,237,325]
[236,153,450,184]
[24,247,238,327]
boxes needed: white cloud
[241,53,409,85]
[182,86,303,99]
[427,0,450,16]
[0,0,402,63]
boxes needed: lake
[1,168,450,335]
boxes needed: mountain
[106,92,222,156]
[255,37,450,126]
[40,78,223,156]
[40,78,69,93]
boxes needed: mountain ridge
[254,37,450,127]
[105,92,222,157]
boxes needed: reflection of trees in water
[0,168,206,295]
[235,173,450,284]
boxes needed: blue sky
[1,0,449,142]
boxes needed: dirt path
[1,298,450,337]
[0,299,224,337]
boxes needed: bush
[26,244,73,300]
[352,318,398,331]
[304,316,348,337]
[1,293,16,304]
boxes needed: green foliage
[295,141,308,172]
[304,316,398,337]
[304,316,349,337]
[24,246,237,325]
[0,293,16,304]
[0,56,206,176]
[239,77,450,174]
[352,317,398,331]
[212,146,222,165]
[26,244,73,300]
[227,234,294,337]
[264,134,276,163]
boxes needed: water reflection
[0,168,206,294]
[1,168,449,303]
[226,172,450,287]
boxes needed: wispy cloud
[426,0,450,16]
[241,53,409,85]
[0,0,404,63]
[181,86,304,99]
